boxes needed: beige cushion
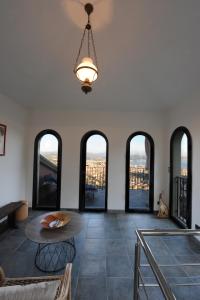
[0,280,60,300]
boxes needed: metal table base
[35,237,76,272]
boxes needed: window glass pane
[129,135,150,210]
[181,133,188,176]
[172,131,188,224]
[38,134,58,208]
[40,134,58,165]
[84,134,107,209]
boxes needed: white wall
[1,88,199,227]
[164,100,200,228]
[26,109,166,211]
[0,93,29,206]
[1,88,199,226]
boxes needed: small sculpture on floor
[157,192,169,218]
[0,267,5,285]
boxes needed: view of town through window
[35,132,188,210]
[171,131,189,225]
[37,134,59,208]
[40,134,58,165]
[84,134,107,209]
[181,133,188,176]
[179,133,188,222]
[129,135,151,210]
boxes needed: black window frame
[169,126,192,228]
[79,130,108,212]
[32,129,62,210]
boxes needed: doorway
[126,132,154,212]
[170,127,192,228]
[79,131,108,211]
[32,130,62,210]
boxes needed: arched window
[32,130,62,210]
[170,127,192,228]
[79,131,108,211]
[126,132,154,212]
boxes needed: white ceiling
[0,0,200,111]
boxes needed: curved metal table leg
[35,237,76,272]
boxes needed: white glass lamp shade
[75,57,98,83]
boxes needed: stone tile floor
[0,210,200,299]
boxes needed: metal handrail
[134,229,200,300]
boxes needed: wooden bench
[0,201,23,230]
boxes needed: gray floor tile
[76,276,107,300]
[142,276,158,284]
[86,227,105,239]
[106,255,133,277]
[107,277,133,300]
[126,239,137,255]
[0,234,26,252]
[87,218,105,227]
[140,266,155,278]
[146,237,171,256]
[172,286,200,300]
[182,265,200,276]
[72,255,81,278]
[139,286,164,300]
[120,227,136,239]
[76,230,87,240]
[160,265,187,277]
[175,255,200,264]
[88,213,105,220]
[106,239,128,255]
[154,254,178,265]
[167,276,200,284]
[17,238,38,253]
[72,276,78,300]
[105,228,123,239]
[1,210,200,300]
[104,222,121,231]
[79,254,106,276]
[1,251,35,277]
[162,236,196,255]
[83,238,106,255]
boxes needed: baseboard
[29,207,159,214]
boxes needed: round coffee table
[25,211,84,272]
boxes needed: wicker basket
[0,264,72,300]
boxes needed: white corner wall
[0,93,29,206]
[26,109,166,211]
[165,101,200,228]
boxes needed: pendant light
[74,3,98,94]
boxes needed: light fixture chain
[88,28,90,57]
[74,26,87,72]
[90,27,98,69]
